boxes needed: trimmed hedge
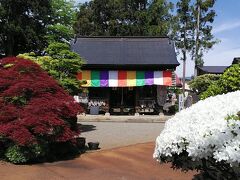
[201,64,240,99]
[188,74,220,95]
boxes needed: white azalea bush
[154,91,240,179]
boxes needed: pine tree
[172,0,194,94]
[172,0,217,93]
[192,0,218,69]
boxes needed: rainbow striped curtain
[77,70,172,87]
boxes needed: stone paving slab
[0,142,197,180]
[78,114,172,123]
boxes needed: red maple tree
[0,57,83,147]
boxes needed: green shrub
[5,144,46,164]
[201,64,240,99]
[188,74,220,94]
[5,145,29,164]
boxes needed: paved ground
[0,142,197,180]
[0,120,196,180]
[79,122,165,149]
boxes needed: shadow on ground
[78,124,97,133]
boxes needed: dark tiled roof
[198,66,228,74]
[233,57,240,64]
[71,37,179,67]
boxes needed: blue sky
[75,0,240,77]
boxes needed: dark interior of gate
[86,86,163,115]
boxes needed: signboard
[178,94,184,112]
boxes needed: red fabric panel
[163,71,172,86]
[77,72,82,80]
[118,71,127,87]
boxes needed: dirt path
[0,142,197,180]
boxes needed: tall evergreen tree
[74,0,173,36]
[192,0,217,68]
[0,0,52,56]
[148,0,173,36]
[172,0,217,93]
[172,0,194,94]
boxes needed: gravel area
[79,122,165,150]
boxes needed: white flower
[153,91,240,167]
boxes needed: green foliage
[201,64,240,99]
[5,145,29,164]
[188,74,220,94]
[46,24,74,43]
[172,0,217,67]
[4,142,81,164]
[5,144,47,164]
[74,0,173,36]
[0,0,52,56]
[172,0,193,59]
[18,42,84,95]
[167,86,183,95]
[4,96,27,106]
[46,0,76,43]
[191,0,218,66]
[147,0,174,36]
[225,112,240,121]
[199,81,221,98]
[0,0,77,56]
[3,63,14,69]
[170,0,193,88]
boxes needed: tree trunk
[182,50,186,96]
[6,34,14,56]
[194,1,201,77]
[182,20,187,97]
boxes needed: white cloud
[213,20,240,34]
